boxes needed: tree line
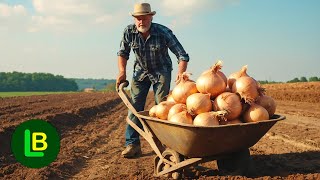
[286,76,320,83]
[258,76,319,84]
[0,72,78,92]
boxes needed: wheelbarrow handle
[117,80,129,93]
[117,80,140,116]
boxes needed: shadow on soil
[184,151,320,178]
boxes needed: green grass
[0,91,76,98]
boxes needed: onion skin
[166,94,176,103]
[168,104,187,120]
[256,95,277,118]
[193,111,227,126]
[213,92,242,120]
[232,76,259,104]
[196,61,226,98]
[243,103,269,122]
[227,65,249,88]
[149,105,158,117]
[169,111,193,125]
[172,73,198,104]
[156,101,175,120]
[186,93,212,116]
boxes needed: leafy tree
[309,76,319,82]
[0,72,78,91]
[300,76,308,82]
[287,77,300,83]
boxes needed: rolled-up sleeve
[166,29,189,63]
[117,28,130,60]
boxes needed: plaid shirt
[117,23,189,84]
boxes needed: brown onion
[232,76,260,104]
[172,72,198,104]
[186,93,212,116]
[166,93,176,103]
[227,65,249,88]
[155,101,175,120]
[149,105,158,117]
[243,103,269,122]
[193,111,227,126]
[169,111,193,125]
[256,95,277,118]
[213,92,242,120]
[168,104,187,120]
[196,60,227,98]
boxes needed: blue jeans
[125,72,171,146]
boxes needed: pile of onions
[227,65,249,88]
[213,92,242,120]
[186,93,212,116]
[256,95,277,118]
[193,111,227,126]
[196,60,227,98]
[169,111,193,125]
[232,76,261,104]
[172,72,198,104]
[168,104,187,120]
[149,105,158,117]
[155,101,175,120]
[243,103,269,122]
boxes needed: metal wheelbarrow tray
[117,81,286,179]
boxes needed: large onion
[193,111,227,126]
[227,65,249,88]
[172,72,198,104]
[256,95,277,118]
[232,76,261,104]
[155,101,175,120]
[149,105,158,117]
[213,92,242,120]
[243,103,269,122]
[166,93,176,103]
[186,93,212,116]
[196,60,227,98]
[169,111,193,125]
[168,104,187,120]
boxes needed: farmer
[116,3,190,158]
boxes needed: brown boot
[121,144,142,158]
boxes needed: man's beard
[137,23,151,33]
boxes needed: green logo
[11,119,60,168]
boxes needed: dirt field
[0,82,320,179]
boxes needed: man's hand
[176,60,188,85]
[116,71,126,88]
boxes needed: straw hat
[130,3,156,17]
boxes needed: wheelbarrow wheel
[217,148,251,176]
[155,148,182,179]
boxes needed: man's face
[134,15,152,33]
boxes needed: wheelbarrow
[117,81,286,179]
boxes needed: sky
[1,0,319,84]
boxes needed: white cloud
[158,0,239,29]
[32,0,97,16]
[0,3,27,17]
[1,1,239,33]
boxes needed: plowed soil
[0,82,319,179]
